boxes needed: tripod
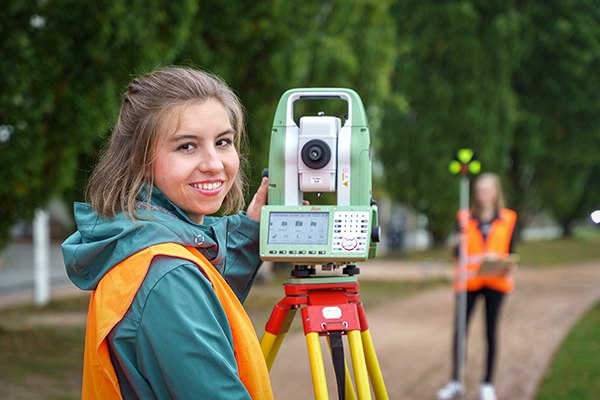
[260,266,389,400]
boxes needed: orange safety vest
[82,243,273,400]
[456,209,517,294]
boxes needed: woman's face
[153,99,239,224]
[475,177,498,209]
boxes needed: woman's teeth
[191,182,223,190]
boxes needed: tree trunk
[431,230,447,248]
[561,218,573,238]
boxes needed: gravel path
[266,260,600,400]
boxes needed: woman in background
[437,173,517,400]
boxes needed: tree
[378,0,522,244]
[0,0,198,248]
[510,0,600,236]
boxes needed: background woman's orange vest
[457,209,517,294]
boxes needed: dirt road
[266,260,600,400]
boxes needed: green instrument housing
[260,88,379,264]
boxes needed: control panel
[259,205,373,263]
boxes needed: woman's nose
[198,148,223,173]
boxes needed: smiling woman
[85,67,251,220]
[61,67,273,400]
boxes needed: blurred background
[2,0,599,254]
[1,1,600,399]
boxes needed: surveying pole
[449,149,481,388]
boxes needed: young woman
[437,173,517,400]
[62,67,273,399]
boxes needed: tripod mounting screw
[291,265,315,278]
[343,264,360,276]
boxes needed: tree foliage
[0,0,199,248]
[378,0,522,243]
[510,0,600,235]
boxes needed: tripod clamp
[321,321,348,332]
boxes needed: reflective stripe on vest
[81,243,273,399]
[456,209,517,294]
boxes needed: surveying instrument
[259,89,388,400]
[449,149,481,390]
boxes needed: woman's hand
[247,177,269,222]
[246,177,310,222]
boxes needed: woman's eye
[216,138,233,148]
[178,143,196,152]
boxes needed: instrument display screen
[267,212,329,245]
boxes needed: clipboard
[477,254,520,277]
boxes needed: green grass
[0,294,90,317]
[0,296,89,400]
[517,233,600,266]
[404,229,600,266]
[536,301,600,400]
[0,326,85,382]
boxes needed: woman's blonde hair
[86,66,248,219]
[471,172,506,220]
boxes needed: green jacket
[62,186,263,399]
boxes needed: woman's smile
[190,180,224,193]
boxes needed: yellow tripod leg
[261,331,287,371]
[361,329,389,400]
[261,331,277,358]
[261,307,297,371]
[344,359,358,400]
[348,330,372,400]
[306,332,329,400]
